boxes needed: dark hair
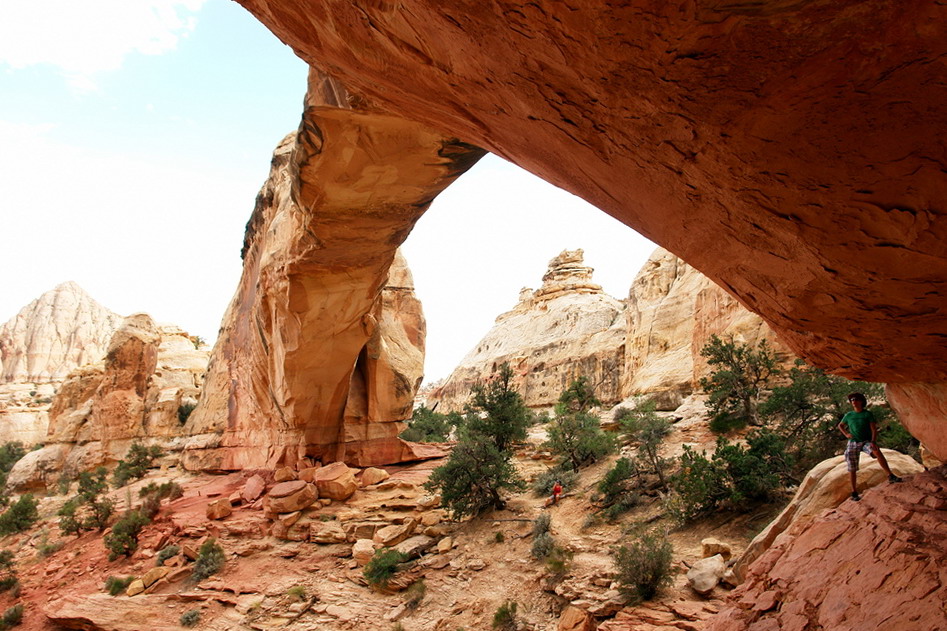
[847,392,867,405]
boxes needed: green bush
[531,531,555,561]
[617,399,672,488]
[544,411,615,472]
[111,442,163,488]
[363,548,408,589]
[0,495,38,535]
[0,603,22,629]
[492,601,518,631]
[180,609,201,627]
[613,531,674,604]
[0,550,17,593]
[532,512,551,538]
[598,457,638,506]
[286,585,306,601]
[531,467,577,498]
[177,402,197,425]
[62,467,115,532]
[192,538,225,581]
[699,335,781,431]
[156,545,180,566]
[103,510,149,560]
[104,575,136,596]
[399,406,462,443]
[464,363,530,452]
[557,376,601,414]
[404,579,426,609]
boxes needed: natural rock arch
[231,0,947,458]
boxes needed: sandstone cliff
[181,68,482,471]
[0,281,122,383]
[429,249,626,411]
[7,314,209,490]
[235,0,947,462]
[623,248,793,410]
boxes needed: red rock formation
[236,0,947,458]
[182,69,483,470]
[706,467,947,631]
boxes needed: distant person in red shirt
[551,481,563,505]
[837,392,902,502]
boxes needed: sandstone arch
[234,0,947,457]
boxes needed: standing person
[837,392,902,501]
[551,480,563,505]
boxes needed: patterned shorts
[845,440,875,471]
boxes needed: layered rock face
[429,249,626,411]
[623,248,792,409]
[7,315,209,489]
[236,0,947,460]
[0,281,122,383]
[707,467,947,631]
[182,69,483,470]
[0,282,123,445]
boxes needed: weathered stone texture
[182,68,482,471]
[429,249,626,411]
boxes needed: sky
[0,0,657,383]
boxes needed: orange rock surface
[182,69,483,470]
[236,0,947,458]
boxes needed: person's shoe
[889,474,903,483]
[851,492,861,502]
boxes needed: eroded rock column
[183,69,483,470]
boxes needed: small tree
[557,376,601,414]
[465,363,530,452]
[0,551,17,592]
[192,538,225,581]
[399,406,462,443]
[613,531,674,604]
[425,433,524,518]
[0,495,38,535]
[112,442,163,488]
[545,411,614,472]
[596,457,641,520]
[103,510,149,560]
[617,400,672,488]
[699,335,780,432]
[363,548,407,589]
[492,601,518,631]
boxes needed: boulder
[701,538,732,561]
[206,498,232,521]
[310,521,348,544]
[688,554,727,595]
[436,537,453,554]
[309,462,358,501]
[242,474,266,502]
[274,466,297,482]
[373,519,417,547]
[392,535,435,559]
[263,480,318,514]
[559,606,596,631]
[125,579,145,597]
[361,467,390,486]
[141,566,170,588]
[352,539,376,565]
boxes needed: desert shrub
[56,476,72,496]
[493,531,505,544]
[558,376,601,414]
[59,468,114,536]
[531,531,555,561]
[399,406,462,443]
[492,601,518,631]
[177,402,197,425]
[598,457,638,505]
[0,551,17,593]
[0,495,38,535]
[531,467,577,498]
[36,529,63,558]
[699,335,781,432]
[0,603,22,629]
[180,609,201,627]
[543,544,573,578]
[363,548,408,589]
[0,443,26,506]
[192,538,225,581]
[57,500,81,537]
[111,442,163,488]
[613,530,674,604]
[286,585,306,601]
[532,512,551,538]
[103,510,149,560]
[669,446,727,521]
[464,364,531,452]
[544,410,615,472]
[404,579,426,609]
[139,481,184,501]
[104,575,136,596]
[156,545,180,566]
[617,399,672,489]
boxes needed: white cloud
[0,0,205,90]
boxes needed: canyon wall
[623,248,792,409]
[0,282,123,445]
[181,68,483,471]
[429,249,626,411]
[7,314,209,490]
[235,0,947,460]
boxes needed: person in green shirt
[837,392,902,501]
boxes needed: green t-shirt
[842,410,875,442]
